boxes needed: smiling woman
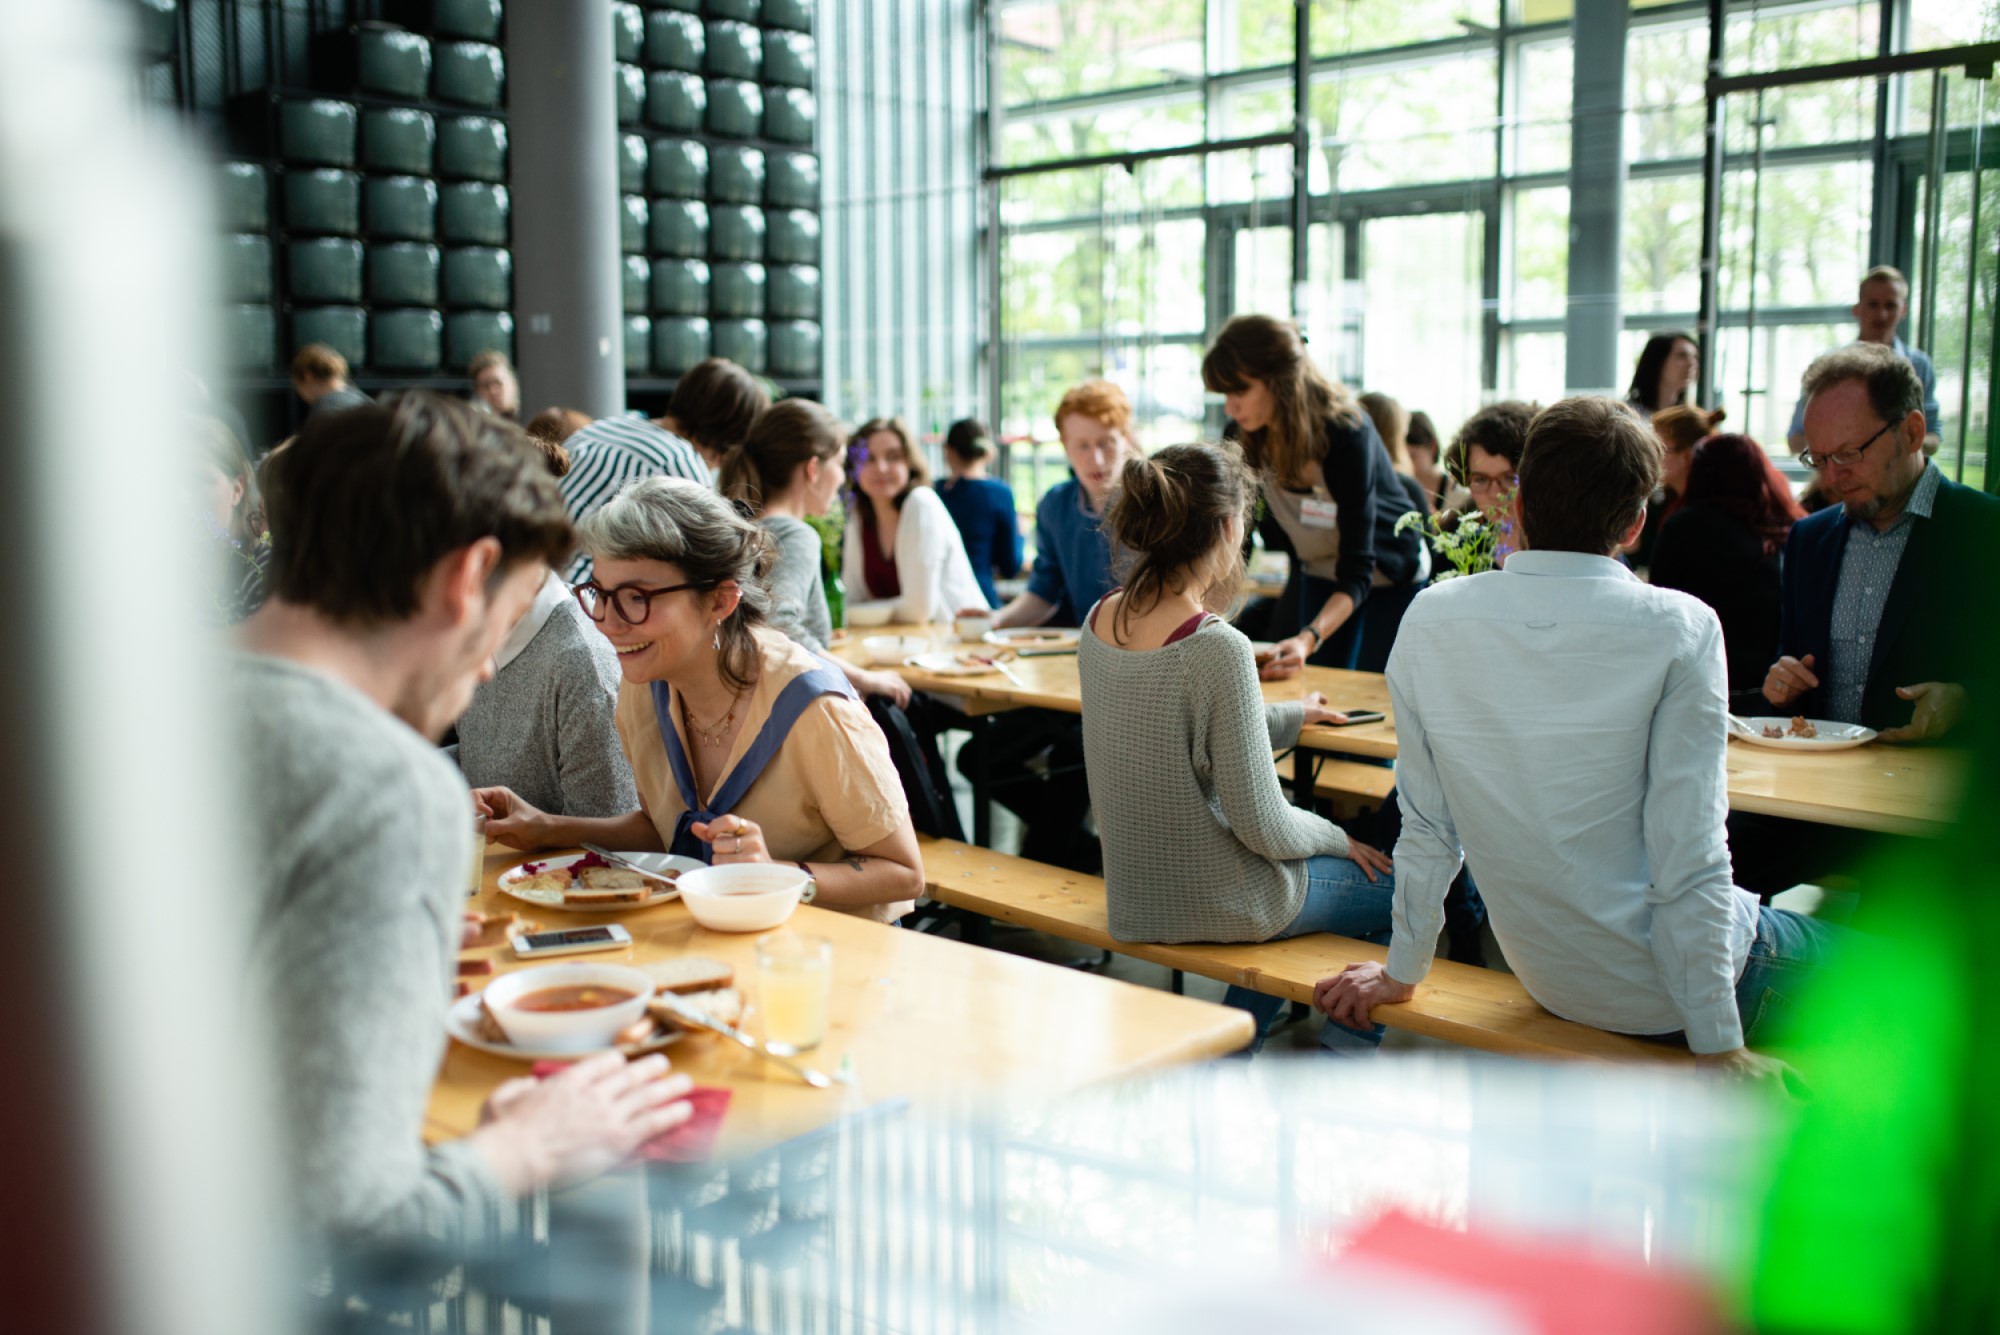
[474,477,926,922]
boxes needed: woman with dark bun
[1202,315,1423,674]
[1649,432,1805,695]
[1077,441,1396,1053]
[936,417,1022,607]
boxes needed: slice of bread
[577,866,657,890]
[512,869,573,892]
[640,956,736,994]
[649,986,744,1032]
[561,886,650,906]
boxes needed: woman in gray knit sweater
[1079,443,1396,1051]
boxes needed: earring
[713,623,722,652]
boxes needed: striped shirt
[559,415,710,583]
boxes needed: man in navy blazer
[1763,343,2000,743]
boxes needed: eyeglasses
[1802,421,1894,472]
[1466,471,1517,496]
[573,578,713,623]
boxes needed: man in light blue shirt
[1786,266,1941,452]
[1316,397,1842,1081]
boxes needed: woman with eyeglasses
[475,477,925,922]
[452,431,639,819]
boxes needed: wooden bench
[916,837,1693,1065]
[1275,753,1397,810]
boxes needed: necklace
[682,688,746,748]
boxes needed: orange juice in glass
[756,933,832,1051]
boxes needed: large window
[992,0,2000,502]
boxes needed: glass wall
[990,0,2000,504]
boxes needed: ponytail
[1102,443,1253,642]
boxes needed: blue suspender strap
[651,658,859,862]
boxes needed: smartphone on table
[512,924,632,959]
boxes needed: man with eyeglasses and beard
[1730,342,2000,897]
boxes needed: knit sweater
[760,513,833,651]
[235,653,507,1249]
[1078,612,1351,943]
[455,598,638,816]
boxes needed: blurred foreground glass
[756,931,831,1050]
[466,811,487,895]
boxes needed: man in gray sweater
[238,393,692,1255]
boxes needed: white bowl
[861,634,928,666]
[482,962,653,1054]
[954,612,995,642]
[677,863,809,932]
[846,599,900,627]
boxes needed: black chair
[864,694,964,843]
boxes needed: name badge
[1299,497,1339,531]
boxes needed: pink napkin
[530,1060,733,1163]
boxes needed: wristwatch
[794,861,818,903]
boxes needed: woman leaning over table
[1203,314,1423,674]
[1078,441,1396,1053]
[477,477,924,922]
[843,415,992,624]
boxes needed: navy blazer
[1774,470,2000,730]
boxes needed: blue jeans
[1734,905,1848,1046]
[1226,854,1396,1054]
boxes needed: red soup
[511,985,638,1013]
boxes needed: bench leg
[972,717,993,847]
[1288,748,1318,809]
[1170,969,1184,994]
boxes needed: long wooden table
[834,625,1964,835]
[429,848,1255,1155]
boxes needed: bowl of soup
[483,961,653,1053]
[676,863,809,932]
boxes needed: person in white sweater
[843,416,991,624]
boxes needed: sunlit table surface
[427,847,1254,1155]
[831,625,1964,833]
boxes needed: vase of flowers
[1395,499,1517,581]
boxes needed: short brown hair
[467,349,513,378]
[289,343,349,384]
[523,406,592,445]
[1650,403,1725,454]
[1447,400,1538,483]
[1516,397,1661,555]
[262,392,574,626]
[1801,341,1924,429]
[665,357,771,454]
[1860,264,1908,296]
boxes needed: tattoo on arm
[843,855,870,873]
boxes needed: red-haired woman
[1649,433,1805,695]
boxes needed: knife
[579,843,682,887]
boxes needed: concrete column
[1564,0,1629,395]
[507,0,624,417]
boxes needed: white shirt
[1384,550,1761,1053]
[842,485,993,623]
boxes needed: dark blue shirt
[937,475,1023,608]
[1026,478,1116,628]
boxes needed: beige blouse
[615,628,915,923]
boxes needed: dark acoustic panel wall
[220,233,273,303]
[652,317,710,376]
[361,107,435,173]
[292,306,368,368]
[649,199,708,259]
[438,181,508,244]
[443,246,511,309]
[620,194,649,254]
[218,161,269,231]
[369,242,442,305]
[365,175,440,240]
[280,99,358,166]
[437,115,507,180]
[622,255,651,314]
[447,310,513,367]
[619,134,649,193]
[650,258,709,316]
[433,41,505,108]
[624,315,653,373]
[649,137,707,197]
[711,317,767,374]
[646,10,703,70]
[288,237,366,303]
[371,308,445,370]
[285,169,362,235]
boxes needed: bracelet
[1302,625,1322,649]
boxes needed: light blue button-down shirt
[1384,551,1761,1053]
[1823,461,1942,724]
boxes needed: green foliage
[1394,504,1501,580]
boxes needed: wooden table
[833,625,1963,835]
[429,849,1255,1155]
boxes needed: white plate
[1727,717,1878,751]
[982,627,1080,655]
[904,650,1009,677]
[496,851,704,911]
[445,991,685,1062]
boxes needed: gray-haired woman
[475,477,924,922]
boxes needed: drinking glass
[466,813,488,896]
[756,933,832,1051]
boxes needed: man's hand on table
[473,1051,694,1194]
[1695,1047,1810,1100]
[1876,681,1966,743]
[1312,960,1415,1029]
[473,785,553,850]
[1259,634,1310,680]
